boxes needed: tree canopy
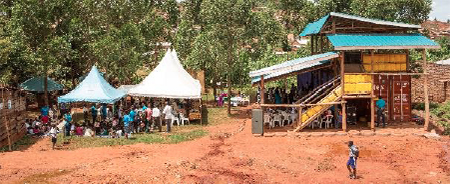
[0,0,447,107]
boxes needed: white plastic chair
[179,113,189,125]
[171,115,180,126]
[289,113,297,125]
[264,114,273,128]
[323,115,334,129]
[273,114,282,127]
[281,111,291,126]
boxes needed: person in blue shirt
[123,111,131,139]
[91,105,97,123]
[101,104,107,120]
[41,106,49,116]
[64,112,72,136]
[376,96,386,128]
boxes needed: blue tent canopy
[58,66,125,104]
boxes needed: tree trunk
[44,73,49,106]
[227,38,233,115]
[212,81,217,103]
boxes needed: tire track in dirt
[179,119,268,183]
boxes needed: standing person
[163,101,173,133]
[129,106,136,133]
[49,124,58,150]
[274,88,282,104]
[376,96,386,128]
[64,112,72,137]
[83,105,88,124]
[123,111,131,139]
[346,141,359,179]
[145,103,152,133]
[91,104,97,124]
[101,103,107,121]
[152,104,162,132]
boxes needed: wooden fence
[0,88,27,150]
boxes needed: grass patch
[57,129,208,150]
[0,135,38,152]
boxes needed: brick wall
[412,64,450,103]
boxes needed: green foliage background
[0,0,447,95]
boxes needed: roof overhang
[249,52,339,78]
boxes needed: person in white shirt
[162,101,173,133]
[49,125,58,150]
[152,103,162,132]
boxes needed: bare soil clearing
[0,107,449,183]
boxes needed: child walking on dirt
[347,141,359,179]
[49,124,58,150]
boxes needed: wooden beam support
[423,49,430,131]
[260,75,265,104]
[370,75,375,131]
[298,106,303,127]
[370,49,375,73]
[340,51,346,131]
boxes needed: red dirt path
[0,107,449,183]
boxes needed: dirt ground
[1,107,449,183]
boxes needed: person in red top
[41,115,49,125]
[75,125,84,136]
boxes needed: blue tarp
[20,77,63,92]
[58,66,125,104]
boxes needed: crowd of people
[25,99,193,148]
[257,84,311,105]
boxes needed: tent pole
[200,98,203,126]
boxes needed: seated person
[101,128,109,136]
[33,126,41,136]
[76,125,84,136]
[84,127,94,137]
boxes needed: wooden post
[370,75,375,131]
[200,98,203,126]
[260,75,265,104]
[311,36,315,55]
[332,18,336,33]
[340,51,346,131]
[406,50,410,72]
[371,50,375,73]
[423,49,430,131]
[2,88,11,151]
[298,106,303,127]
[320,35,323,53]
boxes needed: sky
[430,0,450,21]
[176,0,449,22]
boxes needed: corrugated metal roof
[251,60,330,83]
[249,52,338,78]
[299,12,421,37]
[327,33,440,50]
[249,52,338,83]
[299,15,329,37]
[330,12,421,29]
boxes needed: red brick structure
[412,61,450,103]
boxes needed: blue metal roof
[251,60,330,83]
[249,52,338,83]
[299,15,329,37]
[299,12,421,37]
[327,33,440,50]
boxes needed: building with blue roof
[249,12,440,134]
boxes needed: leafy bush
[431,102,450,135]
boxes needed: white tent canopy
[128,49,202,99]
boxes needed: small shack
[250,12,440,133]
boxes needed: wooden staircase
[293,77,343,132]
